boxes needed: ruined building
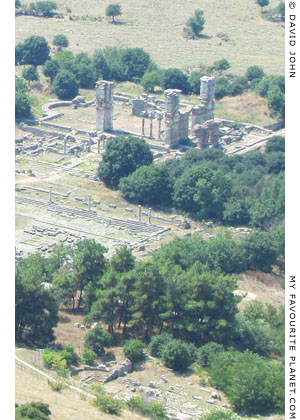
[95,81,114,131]
[164,89,191,147]
[192,76,216,128]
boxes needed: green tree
[84,326,111,355]
[43,59,60,83]
[257,0,269,12]
[53,34,69,49]
[197,342,224,367]
[149,332,174,357]
[119,164,173,206]
[15,0,21,8]
[52,69,79,100]
[242,230,278,272]
[102,46,126,81]
[141,70,162,93]
[71,239,107,309]
[15,259,59,345]
[246,65,264,83]
[52,267,77,310]
[98,136,153,189]
[184,9,205,39]
[213,58,230,72]
[120,48,151,82]
[22,65,39,84]
[162,68,190,94]
[131,262,166,339]
[15,43,25,66]
[209,350,284,414]
[188,71,205,95]
[15,91,32,119]
[161,339,193,371]
[93,49,111,80]
[266,135,285,153]
[267,85,285,119]
[82,348,97,366]
[106,3,122,23]
[21,35,50,66]
[30,1,57,17]
[110,246,135,273]
[215,77,230,99]
[123,339,144,362]
[15,76,29,94]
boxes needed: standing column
[49,186,53,203]
[148,208,152,224]
[150,118,153,138]
[138,205,142,222]
[142,118,145,136]
[158,118,162,139]
[88,194,91,211]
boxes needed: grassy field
[16,0,284,76]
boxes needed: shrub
[246,65,264,83]
[127,397,168,419]
[161,339,193,371]
[42,349,69,376]
[184,9,205,39]
[43,59,60,83]
[53,34,69,49]
[141,70,162,93]
[15,402,51,420]
[94,393,123,415]
[149,333,173,357]
[213,59,230,72]
[162,68,191,94]
[48,380,63,392]
[82,348,97,366]
[85,325,111,356]
[200,409,238,420]
[197,342,225,367]
[22,65,39,83]
[215,77,230,99]
[15,91,32,118]
[209,350,284,414]
[52,70,79,100]
[123,339,144,362]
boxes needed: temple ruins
[95,80,114,131]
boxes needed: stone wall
[164,89,191,147]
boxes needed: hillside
[16,0,284,75]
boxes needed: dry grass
[215,91,276,126]
[236,271,284,310]
[16,0,284,75]
[15,360,144,420]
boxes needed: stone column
[95,81,114,131]
[148,208,152,224]
[138,205,142,222]
[150,118,153,138]
[142,118,145,136]
[88,194,91,211]
[49,186,53,203]
[158,118,162,139]
[63,137,67,154]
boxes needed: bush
[149,332,173,357]
[48,380,63,392]
[123,339,144,362]
[85,326,111,356]
[82,348,97,366]
[43,59,60,83]
[22,65,39,83]
[213,59,230,72]
[15,402,51,420]
[21,35,50,66]
[15,91,32,118]
[161,339,193,371]
[246,65,264,83]
[162,68,191,94]
[215,77,230,99]
[200,409,238,420]
[53,34,69,48]
[29,1,57,17]
[52,70,79,100]
[197,342,225,367]
[188,71,205,95]
[141,70,162,93]
[94,393,123,415]
[42,349,69,376]
[127,397,168,419]
[209,350,284,414]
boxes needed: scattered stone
[161,375,168,383]
[211,392,219,399]
[207,399,216,404]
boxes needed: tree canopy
[52,69,79,100]
[18,35,50,66]
[106,4,122,23]
[98,136,153,188]
[184,9,205,39]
